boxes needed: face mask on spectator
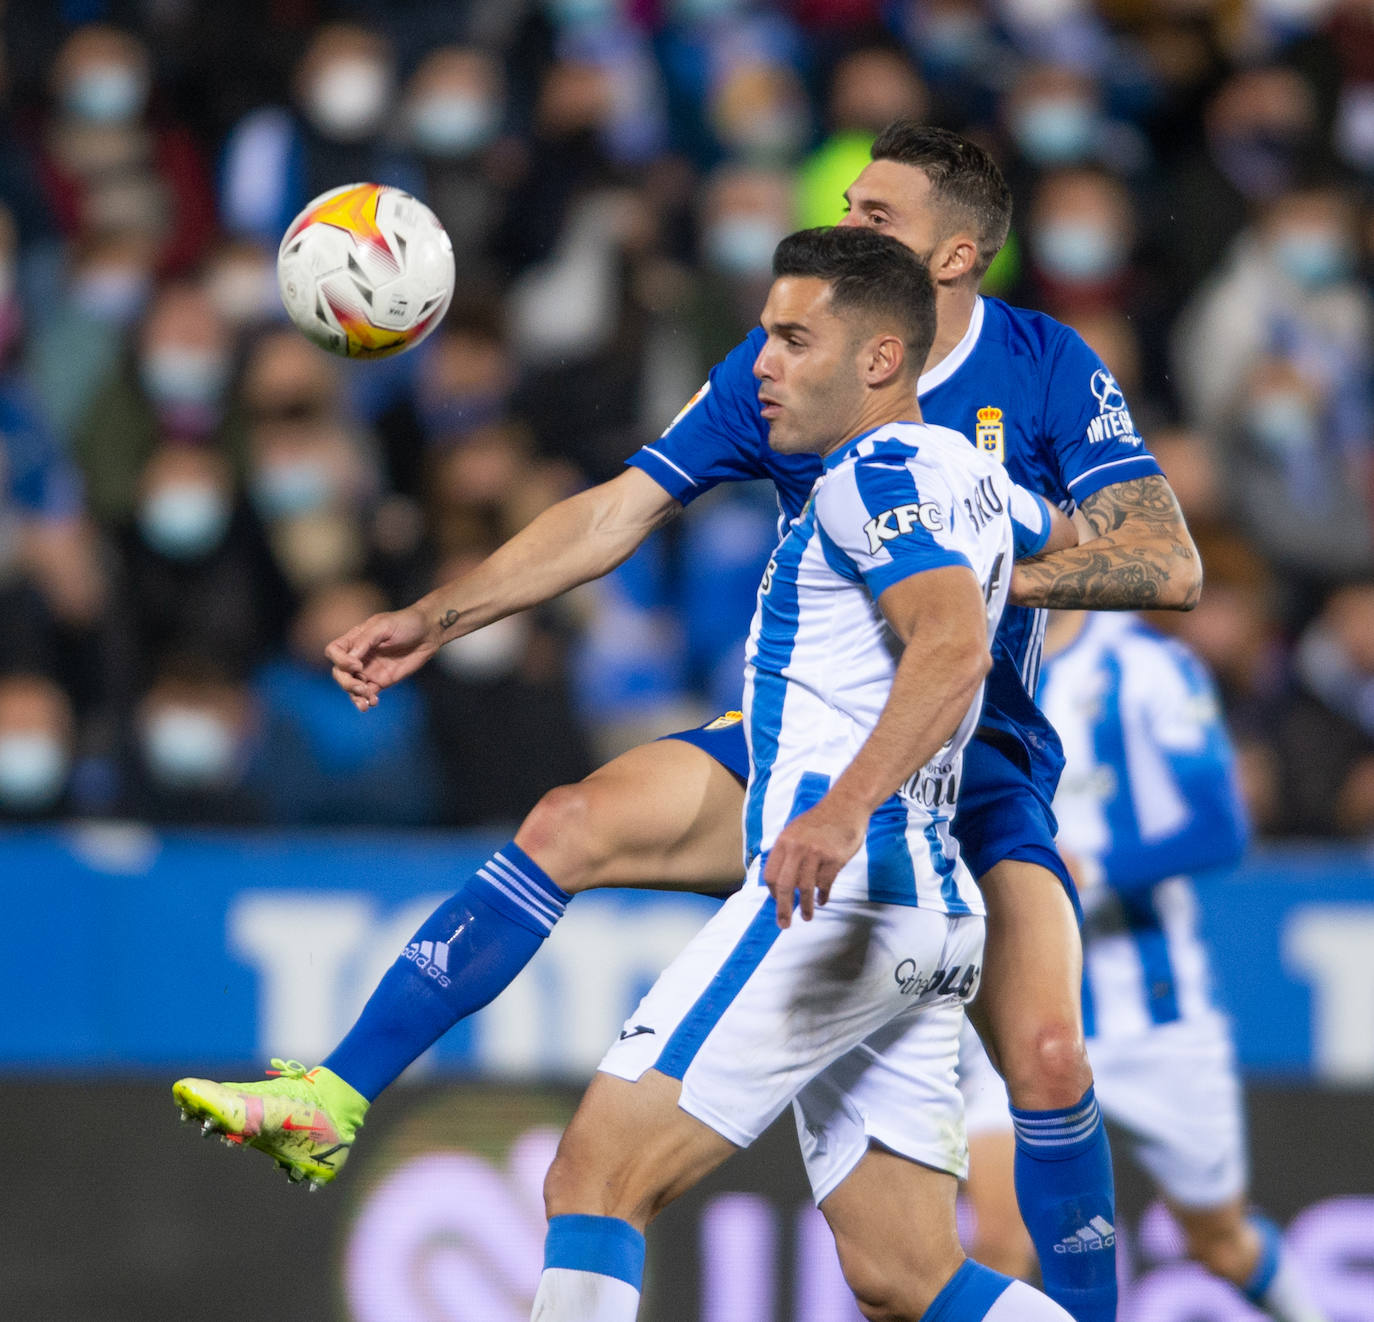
[143,707,237,789]
[1011,98,1098,165]
[73,266,152,323]
[251,458,337,520]
[921,12,986,71]
[138,482,232,559]
[306,59,390,141]
[411,94,499,157]
[1032,220,1126,282]
[1245,392,1318,458]
[435,613,527,680]
[1212,129,1303,201]
[723,107,805,161]
[548,0,619,28]
[140,347,230,410]
[63,61,149,123]
[1270,227,1355,289]
[0,733,69,811]
[209,262,281,327]
[706,215,787,277]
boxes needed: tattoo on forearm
[438,609,459,629]
[1014,475,1202,610]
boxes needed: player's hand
[326,604,442,712]
[764,798,867,928]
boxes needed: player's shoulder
[980,297,1098,388]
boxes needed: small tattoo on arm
[438,609,459,629]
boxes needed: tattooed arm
[1009,474,1202,610]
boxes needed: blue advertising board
[3,826,1373,1081]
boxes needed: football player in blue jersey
[177,125,1201,1322]
[957,610,1329,1322]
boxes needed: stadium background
[1,1,1372,1318]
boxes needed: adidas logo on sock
[1052,1216,1116,1253]
[402,940,452,989]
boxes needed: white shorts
[1089,1012,1248,1209]
[599,885,985,1203]
[954,1011,1248,1209]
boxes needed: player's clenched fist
[763,799,868,928]
[325,604,441,712]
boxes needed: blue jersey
[629,296,1163,798]
[743,421,1055,912]
[1036,614,1248,1038]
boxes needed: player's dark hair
[869,122,1012,277]
[772,226,935,376]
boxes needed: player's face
[753,275,868,456]
[838,160,955,274]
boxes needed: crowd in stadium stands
[0,0,1371,837]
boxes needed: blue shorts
[663,713,1080,921]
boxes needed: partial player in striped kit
[958,611,1330,1322]
[532,229,1082,1322]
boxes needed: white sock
[1253,1248,1329,1322]
[981,1278,1076,1320]
[531,1267,641,1321]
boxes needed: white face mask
[410,93,499,157]
[305,59,392,141]
[435,614,527,680]
[63,61,149,123]
[143,707,238,788]
[0,732,69,811]
[138,482,232,560]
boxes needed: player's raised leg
[172,733,747,1176]
[969,857,1117,1322]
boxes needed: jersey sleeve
[1038,327,1162,504]
[624,330,771,506]
[1008,482,1053,559]
[815,456,973,600]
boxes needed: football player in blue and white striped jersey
[959,612,1329,1322]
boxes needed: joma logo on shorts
[894,960,979,998]
[863,502,944,554]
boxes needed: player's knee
[999,1021,1092,1110]
[517,781,618,893]
[832,1240,931,1322]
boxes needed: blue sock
[1242,1215,1282,1302]
[921,1261,1012,1320]
[1010,1086,1117,1322]
[323,842,570,1099]
[544,1214,646,1288]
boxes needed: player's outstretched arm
[765,565,991,927]
[327,468,679,710]
[1008,474,1202,611]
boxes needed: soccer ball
[277,183,455,358]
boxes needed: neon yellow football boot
[172,1059,368,1189]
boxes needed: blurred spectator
[219,24,418,246]
[106,442,292,699]
[1277,583,1374,837]
[798,45,927,228]
[419,550,593,827]
[252,578,440,826]
[39,24,216,275]
[401,46,514,292]
[72,278,245,524]
[0,674,77,820]
[203,238,285,339]
[707,56,811,167]
[1172,182,1374,596]
[118,654,265,825]
[1158,65,1323,303]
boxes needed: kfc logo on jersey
[1085,369,1143,446]
[863,502,944,554]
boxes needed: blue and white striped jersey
[1036,614,1249,1039]
[743,420,1054,914]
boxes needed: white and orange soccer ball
[276,182,455,358]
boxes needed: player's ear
[932,233,979,283]
[865,333,905,387]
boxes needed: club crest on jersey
[1085,369,1142,446]
[863,501,944,554]
[975,406,1005,464]
[661,382,710,437]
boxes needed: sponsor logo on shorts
[894,960,979,999]
[618,1024,656,1041]
[703,711,743,731]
